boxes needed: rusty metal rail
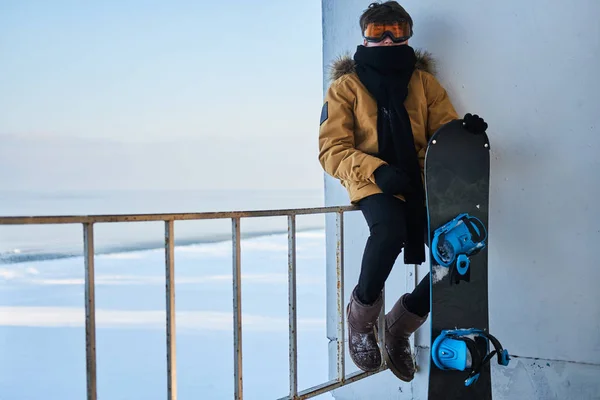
[0,206,355,225]
[0,204,394,400]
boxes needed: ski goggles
[363,20,412,43]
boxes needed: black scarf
[354,44,426,264]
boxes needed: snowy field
[0,229,335,400]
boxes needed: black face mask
[353,44,417,99]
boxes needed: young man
[318,1,487,382]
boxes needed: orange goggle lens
[363,21,412,42]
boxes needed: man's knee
[369,220,406,254]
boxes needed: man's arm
[424,73,460,139]
[318,79,386,184]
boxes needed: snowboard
[424,119,495,399]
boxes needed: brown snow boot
[346,287,383,372]
[382,293,427,382]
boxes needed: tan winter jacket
[318,49,459,204]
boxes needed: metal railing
[0,205,392,400]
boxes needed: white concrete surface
[322,0,600,398]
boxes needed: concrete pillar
[322,1,600,399]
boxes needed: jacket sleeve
[318,79,386,183]
[424,73,460,139]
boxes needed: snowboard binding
[431,213,487,284]
[431,328,510,387]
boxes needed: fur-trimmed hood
[327,48,437,82]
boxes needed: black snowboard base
[424,119,492,400]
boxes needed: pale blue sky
[0,0,327,191]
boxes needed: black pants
[356,193,430,317]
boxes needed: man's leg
[346,193,408,372]
[356,193,408,304]
[382,211,431,381]
[403,211,432,317]
[404,272,431,317]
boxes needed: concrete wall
[322,0,600,399]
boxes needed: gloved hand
[462,113,488,134]
[373,164,412,195]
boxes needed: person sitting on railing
[317,1,487,382]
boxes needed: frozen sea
[0,189,336,399]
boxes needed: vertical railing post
[165,220,177,400]
[377,287,385,350]
[287,215,298,398]
[232,217,243,400]
[83,222,97,400]
[335,212,345,382]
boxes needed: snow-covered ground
[0,230,334,400]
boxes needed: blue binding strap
[431,213,487,280]
[432,328,510,387]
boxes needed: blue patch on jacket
[320,102,328,125]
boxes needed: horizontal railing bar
[0,206,357,225]
[275,366,388,400]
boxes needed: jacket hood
[328,48,437,82]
